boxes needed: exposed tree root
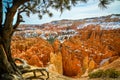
[22,68,49,80]
[14,58,49,80]
[14,58,30,70]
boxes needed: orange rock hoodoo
[12,25,120,77]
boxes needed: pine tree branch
[3,0,30,34]
[13,12,24,30]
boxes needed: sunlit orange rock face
[61,37,83,76]
[12,24,120,77]
[50,40,63,74]
[53,39,61,53]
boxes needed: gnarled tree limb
[14,58,30,70]
[22,68,49,80]
[14,58,49,79]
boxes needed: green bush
[89,70,103,78]
[103,69,120,78]
[46,35,57,44]
[88,69,120,79]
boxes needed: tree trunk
[0,0,32,79]
[0,32,23,80]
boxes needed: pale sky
[16,0,120,24]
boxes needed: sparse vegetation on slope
[89,69,120,78]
